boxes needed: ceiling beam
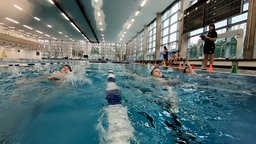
[52,0,93,42]
[75,0,99,43]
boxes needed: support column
[178,0,190,57]
[155,13,162,60]
[136,32,140,60]
[244,0,256,59]
[143,25,148,60]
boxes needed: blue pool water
[0,62,255,144]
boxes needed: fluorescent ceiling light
[48,0,54,4]
[45,34,50,37]
[127,24,131,29]
[70,22,80,33]
[61,13,69,21]
[34,17,40,21]
[0,23,4,25]
[23,25,33,30]
[97,12,101,16]
[135,11,139,16]
[47,24,52,28]
[14,5,23,10]
[36,30,43,34]
[140,0,146,7]
[131,18,135,22]
[5,17,19,24]
[59,32,63,34]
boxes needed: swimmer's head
[61,65,72,74]
[151,66,163,77]
[183,66,193,74]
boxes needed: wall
[0,47,42,60]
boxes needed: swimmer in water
[48,65,72,80]
[183,61,196,75]
[151,66,163,77]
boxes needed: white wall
[0,47,42,60]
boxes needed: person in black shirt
[163,46,168,65]
[201,23,218,70]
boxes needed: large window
[161,1,180,59]
[187,0,249,59]
[137,31,144,60]
[147,21,156,60]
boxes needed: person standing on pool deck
[163,46,168,65]
[201,23,218,70]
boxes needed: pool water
[0,62,255,144]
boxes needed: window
[161,1,180,52]
[163,19,169,28]
[170,13,178,24]
[187,1,248,59]
[216,28,227,34]
[243,2,248,11]
[171,2,179,14]
[169,33,177,42]
[189,28,203,36]
[231,13,248,24]
[162,27,169,36]
[170,23,178,33]
[162,36,168,45]
[215,20,227,29]
[147,21,156,59]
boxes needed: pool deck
[137,59,256,76]
[193,66,256,76]
[171,64,256,76]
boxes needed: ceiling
[0,0,175,44]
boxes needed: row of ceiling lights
[1,0,88,42]
[2,3,57,40]
[93,0,147,44]
[93,0,105,43]
[48,0,89,42]
[119,0,147,43]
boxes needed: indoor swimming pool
[0,62,255,144]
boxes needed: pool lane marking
[0,61,76,67]
[100,67,134,143]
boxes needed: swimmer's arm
[48,72,63,80]
[186,61,197,75]
[186,61,192,68]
